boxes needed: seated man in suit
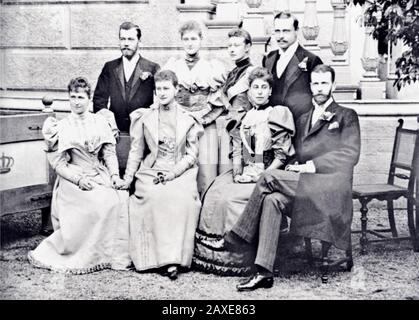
[93,21,160,133]
[201,64,361,291]
[264,11,323,121]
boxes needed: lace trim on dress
[27,251,112,275]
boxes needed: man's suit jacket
[93,56,160,133]
[263,45,322,120]
[290,101,361,250]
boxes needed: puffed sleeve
[42,117,84,184]
[123,108,148,182]
[42,117,59,152]
[172,115,204,178]
[96,108,119,140]
[268,106,296,165]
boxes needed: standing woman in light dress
[164,20,226,195]
[28,77,131,274]
[122,70,203,280]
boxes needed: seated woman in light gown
[193,67,295,276]
[28,77,130,274]
[122,70,203,280]
[164,20,226,195]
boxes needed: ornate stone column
[274,0,290,15]
[360,25,386,99]
[386,37,403,98]
[242,0,269,65]
[330,0,348,63]
[302,0,320,52]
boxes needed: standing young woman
[164,20,226,194]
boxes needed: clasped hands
[285,161,315,173]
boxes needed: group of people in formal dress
[28,12,361,292]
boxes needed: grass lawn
[1,207,418,300]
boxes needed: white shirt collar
[312,97,333,111]
[122,53,140,82]
[122,53,140,66]
[278,40,299,55]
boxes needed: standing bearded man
[93,22,160,133]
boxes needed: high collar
[122,52,140,65]
[185,52,200,63]
[277,40,299,55]
[235,57,251,68]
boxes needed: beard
[313,92,331,105]
[121,48,136,59]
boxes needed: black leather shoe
[236,273,274,292]
[40,228,53,236]
[200,238,227,252]
[167,266,178,280]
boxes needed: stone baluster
[274,0,290,15]
[330,0,348,63]
[386,37,403,98]
[302,0,320,53]
[360,25,386,99]
[242,0,269,65]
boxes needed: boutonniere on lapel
[139,71,152,81]
[298,57,309,71]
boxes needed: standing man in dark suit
[263,12,323,120]
[93,21,160,133]
[201,65,361,291]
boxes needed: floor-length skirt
[197,122,219,195]
[129,165,201,271]
[28,177,130,274]
[193,170,256,276]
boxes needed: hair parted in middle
[274,11,299,31]
[154,70,179,87]
[179,20,203,39]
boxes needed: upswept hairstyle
[119,21,142,40]
[67,77,92,98]
[154,70,179,87]
[179,20,203,39]
[248,67,274,88]
[227,28,252,46]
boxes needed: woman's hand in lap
[163,172,176,182]
[78,177,95,191]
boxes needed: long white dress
[125,105,204,271]
[28,110,130,274]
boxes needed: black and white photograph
[1,0,418,304]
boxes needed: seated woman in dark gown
[193,67,295,275]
